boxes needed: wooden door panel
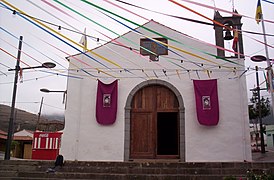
[131,86,155,111]
[157,86,179,110]
[130,85,179,159]
[130,112,154,158]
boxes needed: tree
[249,91,270,121]
[248,90,270,151]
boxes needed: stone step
[1,171,236,180]
[0,164,270,175]
[0,160,273,180]
[0,169,262,179]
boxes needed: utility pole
[5,36,23,160]
[255,66,265,153]
[36,97,44,130]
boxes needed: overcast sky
[0,0,273,116]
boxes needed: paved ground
[252,147,274,162]
[0,151,20,160]
[1,148,274,162]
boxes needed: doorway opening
[157,112,179,156]
[125,80,185,161]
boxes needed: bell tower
[213,10,244,58]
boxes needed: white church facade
[61,12,252,162]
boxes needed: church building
[60,12,252,162]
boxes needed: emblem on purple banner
[202,96,211,110]
[103,94,111,107]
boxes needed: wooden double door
[130,85,179,159]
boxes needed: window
[140,38,168,61]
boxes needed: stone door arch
[124,80,185,161]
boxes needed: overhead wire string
[1,1,273,39]
[52,0,168,59]
[56,0,213,71]
[22,0,142,53]
[0,62,12,69]
[1,26,70,70]
[0,37,58,71]
[95,11,191,71]
[0,1,118,78]
[168,0,274,49]
[103,0,248,61]
[26,0,137,53]
[262,0,274,5]
[56,0,153,79]
[106,0,274,55]
[16,3,123,71]
[78,0,241,71]
[97,10,197,70]
[65,0,193,73]
[24,0,274,57]
[1,14,229,79]
[112,0,274,37]
[1,5,245,79]
[52,0,187,78]
[103,0,150,21]
[0,46,80,81]
[0,74,55,85]
[0,71,7,76]
[101,0,258,62]
[1,2,267,70]
[0,101,40,104]
[93,40,150,80]
[0,8,240,80]
[103,0,248,60]
[25,0,143,79]
[1,47,32,68]
[32,34,116,80]
[0,27,68,71]
[0,1,254,79]
[0,29,82,80]
[178,0,274,24]
[250,43,274,56]
[42,103,65,111]
[0,37,69,79]
[78,0,242,68]
[112,0,213,26]
[40,0,76,20]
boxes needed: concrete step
[1,171,233,180]
[0,160,273,180]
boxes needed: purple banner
[193,79,219,126]
[96,80,118,125]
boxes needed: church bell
[223,29,233,40]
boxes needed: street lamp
[40,88,67,104]
[8,62,56,71]
[36,88,67,131]
[249,66,266,153]
[250,55,274,154]
[40,88,66,93]
[4,36,56,160]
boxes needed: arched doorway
[124,80,185,161]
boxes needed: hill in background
[0,104,64,132]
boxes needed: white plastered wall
[60,20,252,162]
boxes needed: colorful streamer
[79,0,241,67]
[178,0,274,24]
[1,47,31,68]
[41,0,75,19]
[0,1,120,78]
[262,0,274,5]
[1,1,123,71]
[0,27,66,69]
